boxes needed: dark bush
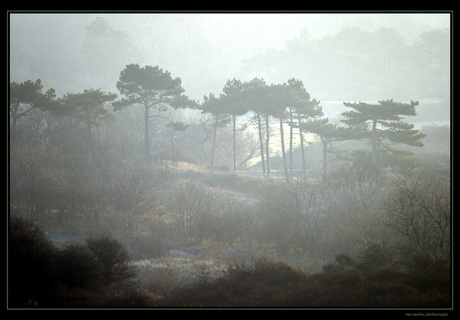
[357,243,392,269]
[9,218,144,307]
[223,256,304,286]
[404,251,451,293]
[9,216,58,307]
[86,236,136,288]
[250,259,305,285]
[160,250,451,308]
[163,257,307,306]
[322,254,355,274]
[335,254,356,269]
[55,244,100,289]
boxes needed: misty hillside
[8,12,451,310]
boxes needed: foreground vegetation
[8,216,451,308]
[159,253,451,308]
[8,156,452,309]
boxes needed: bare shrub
[169,181,217,239]
[222,256,304,286]
[138,268,182,300]
[382,169,450,256]
[86,236,136,288]
[193,262,213,285]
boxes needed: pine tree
[201,93,230,171]
[113,64,195,165]
[9,79,57,129]
[307,118,363,180]
[341,99,425,165]
[244,78,269,177]
[285,78,323,179]
[166,121,189,163]
[267,83,290,181]
[60,89,117,132]
[222,79,248,174]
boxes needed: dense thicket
[8,217,137,307]
[159,253,450,307]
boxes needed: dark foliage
[8,217,58,307]
[86,236,136,288]
[159,254,451,307]
[8,217,142,308]
[55,244,100,289]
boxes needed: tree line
[10,63,426,181]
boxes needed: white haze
[9,12,450,123]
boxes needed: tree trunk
[279,118,289,182]
[11,103,19,129]
[298,114,306,180]
[371,119,377,165]
[210,114,218,171]
[171,136,177,163]
[289,108,293,174]
[232,114,237,174]
[144,105,150,166]
[322,137,328,182]
[257,113,266,177]
[122,140,126,160]
[265,114,270,177]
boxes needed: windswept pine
[341,100,426,165]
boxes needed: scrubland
[9,160,451,309]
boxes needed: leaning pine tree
[341,99,426,166]
[201,93,231,171]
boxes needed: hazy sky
[10,12,451,104]
[111,13,450,67]
[112,13,450,49]
[110,13,450,98]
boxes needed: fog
[10,13,450,97]
[9,13,451,128]
[8,12,451,309]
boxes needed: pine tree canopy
[114,64,186,111]
[342,99,419,124]
[340,99,425,166]
[59,89,117,127]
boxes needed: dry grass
[162,160,274,203]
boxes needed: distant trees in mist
[10,68,427,182]
[202,77,324,179]
[10,15,445,179]
[245,26,450,101]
